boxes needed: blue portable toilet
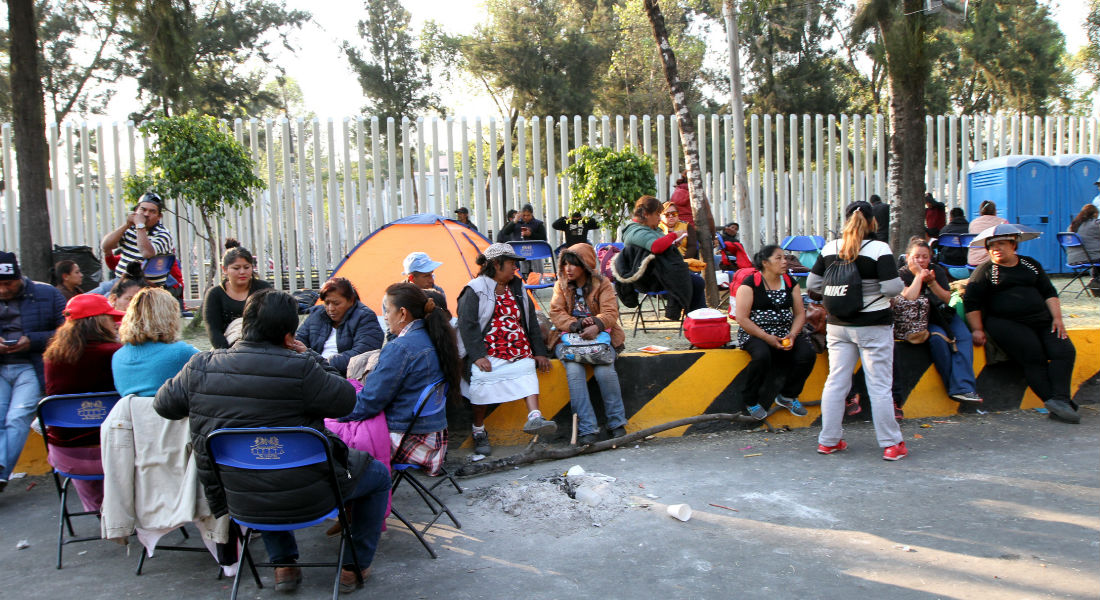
[1053,154,1100,232]
[967,155,1057,271]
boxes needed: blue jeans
[261,457,391,569]
[0,363,41,480]
[928,317,976,396]
[555,346,627,436]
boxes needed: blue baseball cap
[403,252,443,275]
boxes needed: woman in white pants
[807,201,907,460]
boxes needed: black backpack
[821,241,880,319]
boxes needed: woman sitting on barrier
[457,243,556,457]
[41,294,125,511]
[964,227,1078,423]
[112,287,199,397]
[296,277,384,377]
[896,238,982,404]
[203,239,272,349]
[338,283,461,474]
[549,243,628,445]
[734,244,814,420]
[1068,204,1100,293]
[616,195,705,320]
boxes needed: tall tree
[122,0,309,121]
[643,0,719,307]
[852,0,945,249]
[935,0,1071,115]
[343,0,440,121]
[7,0,52,281]
[597,0,714,117]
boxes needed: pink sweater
[967,214,1009,266]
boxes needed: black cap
[139,191,163,209]
[845,201,874,223]
[0,251,21,281]
[455,207,469,214]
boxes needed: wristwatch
[134,222,146,229]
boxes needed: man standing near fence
[100,192,175,287]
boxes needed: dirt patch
[464,470,643,534]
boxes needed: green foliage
[126,112,265,216]
[344,0,440,120]
[566,145,655,237]
[121,0,310,121]
[440,0,616,117]
[598,0,716,116]
[933,0,1072,115]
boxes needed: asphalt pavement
[1,408,1097,600]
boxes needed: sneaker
[745,404,767,420]
[608,426,627,439]
[1044,399,1081,424]
[523,416,558,436]
[338,567,371,594]
[471,429,492,456]
[816,440,848,455]
[577,433,599,445]
[883,441,908,461]
[950,392,983,403]
[774,395,808,417]
[844,393,862,416]
[274,566,302,592]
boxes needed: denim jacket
[340,320,447,434]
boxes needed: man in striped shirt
[100,192,175,286]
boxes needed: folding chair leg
[56,483,67,569]
[231,529,260,600]
[331,534,345,600]
[426,467,463,495]
[406,475,462,529]
[389,506,437,559]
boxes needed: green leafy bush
[566,145,655,238]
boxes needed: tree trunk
[8,0,53,282]
[199,208,219,292]
[882,9,928,251]
[643,0,719,307]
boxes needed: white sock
[527,410,542,420]
[472,424,486,433]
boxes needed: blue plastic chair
[779,235,825,253]
[206,427,362,600]
[935,233,976,271]
[36,392,121,569]
[1057,232,1100,298]
[389,378,461,559]
[141,254,175,278]
[594,242,625,253]
[507,240,557,291]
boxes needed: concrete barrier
[14,329,1100,475]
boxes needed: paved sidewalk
[2,409,1097,599]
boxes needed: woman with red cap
[41,294,125,511]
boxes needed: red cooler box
[683,309,730,349]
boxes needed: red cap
[64,294,126,321]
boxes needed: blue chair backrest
[38,392,121,429]
[142,254,175,277]
[780,235,825,252]
[507,240,555,261]
[937,233,975,249]
[595,242,624,253]
[207,427,331,471]
[412,378,448,420]
[1056,232,1082,248]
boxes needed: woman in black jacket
[295,277,383,376]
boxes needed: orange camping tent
[329,214,492,313]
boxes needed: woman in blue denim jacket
[340,283,461,473]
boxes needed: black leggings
[740,333,817,406]
[984,316,1076,403]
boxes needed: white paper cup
[666,503,692,522]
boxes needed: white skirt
[463,356,539,405]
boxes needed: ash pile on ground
[465,469,639,533]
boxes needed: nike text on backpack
[821,241,880,320]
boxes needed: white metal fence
[0,112,1097,301]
